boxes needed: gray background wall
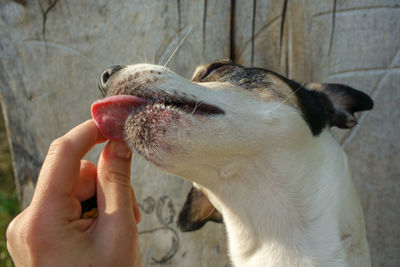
[0,0,399,266]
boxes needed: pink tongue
[91,95,148,140]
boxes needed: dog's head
[92,59,373,231]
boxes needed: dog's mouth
[91,92,225,140]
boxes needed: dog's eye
[201,63,231,79]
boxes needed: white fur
[118,64,371,266]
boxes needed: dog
[92,59,372,266]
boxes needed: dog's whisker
[144,158,150,172]
[164,25,193,67]
[266,83,303,116]
[129,77,151,92]
[191,100,202,117]
[204,207,216,220]
[137,50,146,64]
[152,45,156,65]
[163,90,174,96]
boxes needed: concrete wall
[0,0,398,265]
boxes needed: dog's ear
[177,186,223,232]
[306,83,374,129]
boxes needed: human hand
[6,120,142,266]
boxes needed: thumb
[97,141,135,226]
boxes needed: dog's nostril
[98,65,125,96]
[101,69,111,84]
[101,65,125,84]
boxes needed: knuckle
[23,214,47,247]
[6,207,51,264]
[6,208,27,241]
[6,208,37,245]
[48,137,69,155]
[105,169,131,187]
[5,217,17,242]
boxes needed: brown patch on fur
[265,74,299,107]
[177,186,223,232]
[192,60,299,108]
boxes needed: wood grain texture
[1,0,399,265]
[0,0,230,265]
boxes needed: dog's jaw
[103,63,294,175]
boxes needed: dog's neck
[199,130,363,266]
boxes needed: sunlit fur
[106,64,371,266]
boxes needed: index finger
[34,120,106,201]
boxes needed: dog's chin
[123,103,193,168]
[122,102,233,175]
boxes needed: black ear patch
[177,186,223,232]
[306,83,374,129]
[279,75,373,135]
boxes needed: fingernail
[110,141,132,159]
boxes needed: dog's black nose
[98,65,125,96]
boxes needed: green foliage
[0,105,19,267]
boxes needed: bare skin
[6,120,142,266]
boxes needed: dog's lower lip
[127,93,225,116]
[162,98,225,116]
